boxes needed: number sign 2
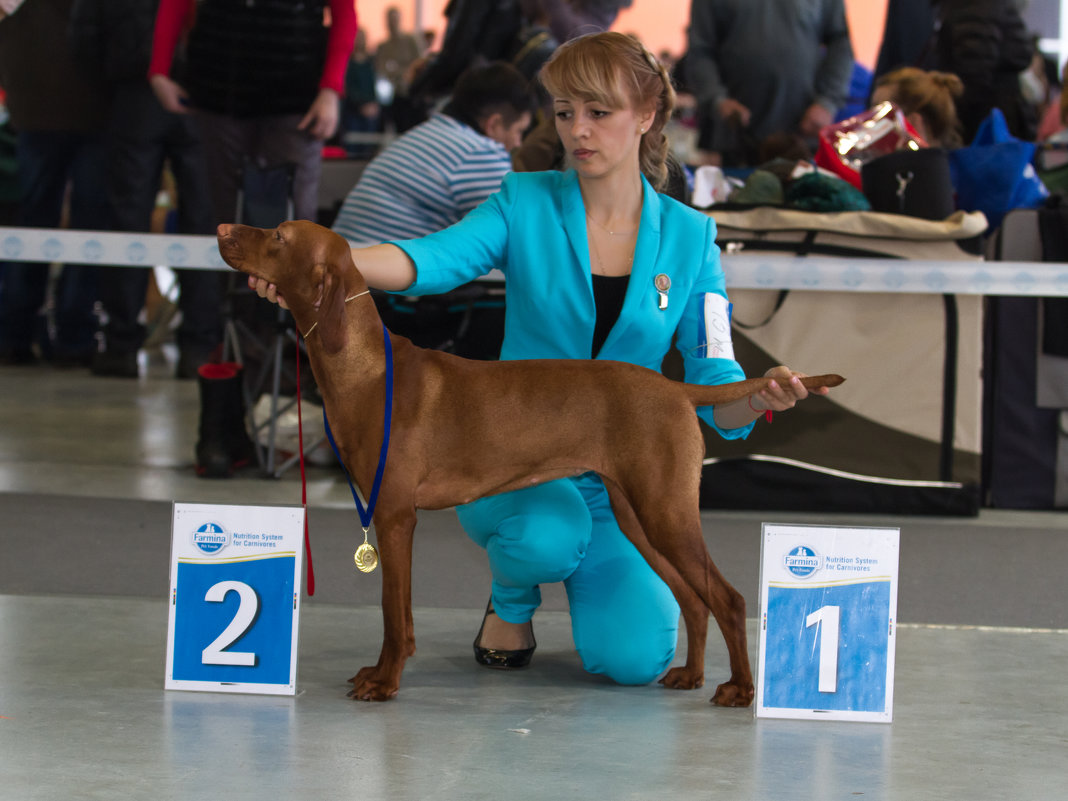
[166,503,305,695]
[756,524,899,723]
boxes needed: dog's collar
[301,289,371,339]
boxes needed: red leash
[295,346,315,596]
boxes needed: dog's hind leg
[603,481,709,690]
[348,507,418,701]
[614,476,754,707]
[653,516,753,706]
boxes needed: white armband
[698,292,735,360]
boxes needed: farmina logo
[784,545,821,578]
[192,521,229,555]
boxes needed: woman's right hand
[149,74,190,114]
[249,276,289,310]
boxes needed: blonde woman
[254,32,823,686]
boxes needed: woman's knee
[571,584,680,685]
[458,480,593,586]
[575,617,678,685]
[489,512,589,585]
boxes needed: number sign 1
[165,503,305,695]
[756,524,899,723]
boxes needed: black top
[185,0,328,117]
[591,273,629,358]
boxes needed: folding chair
[221,161,325,477]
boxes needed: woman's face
[553,92,653,183]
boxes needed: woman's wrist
[748,395,772,423]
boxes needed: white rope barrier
[0,226,226,271]
[2,225,1067,297]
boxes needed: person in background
[332,62,533,244]
[148,0,357,226]
[374,5,425,133]
[331,61,533,360]
[71,0,221,379]
[1037,60,1068,142]
[871,0,937,85]
[253,33,825,686]
[341,29,381,160]
[684,0,854,167]
[871,66,964,149]
[0,0,110,367]
[408,0,629,106]
[923,0,1036,143]
[148,0,356,477]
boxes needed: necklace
[586,210,639,237]
[588,226,635,276]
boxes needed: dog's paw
[710,680,755,707]
[658,666,705,690]
[347,667,400,702]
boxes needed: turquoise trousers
[456,473,680,685]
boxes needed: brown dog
[217,219,844,706]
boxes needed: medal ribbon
[323,322,393,530]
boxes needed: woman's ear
[638,106,656,134]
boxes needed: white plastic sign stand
[756,523,899,723]
[165,503,305,695]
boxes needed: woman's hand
[248,276,289,310]
[713,365,829,430]
[748,365,830,413]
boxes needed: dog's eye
[274,230,283,242]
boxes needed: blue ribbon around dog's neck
[323,322,393,529]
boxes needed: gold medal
[354,528,379,573]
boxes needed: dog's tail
[683,373,845,408]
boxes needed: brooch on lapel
[654,273,671,310]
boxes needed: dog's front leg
[348,510,417,701]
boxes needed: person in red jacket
[149,0,357,224]
[148,0,356,478]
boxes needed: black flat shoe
[473,601,536,670]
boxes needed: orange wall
[357,0,890,69]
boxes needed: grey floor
[1,346,1067,800]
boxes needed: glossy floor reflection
[1,355,1066,800]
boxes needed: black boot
[195,362,257,478]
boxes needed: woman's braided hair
[539,31,677,191]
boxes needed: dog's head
[217,220,364,353]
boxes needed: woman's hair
[539,31,676,191]
[874,67,965,149]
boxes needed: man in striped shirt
[332,63,535,244]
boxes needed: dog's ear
[317,266,347,354]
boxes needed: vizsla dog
[217,220,843,707]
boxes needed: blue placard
[166,503,305,695]
[757,524,899,722]
[171,557,296,685]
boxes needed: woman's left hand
[749,365,830,413]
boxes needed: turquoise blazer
[392,170,753,440]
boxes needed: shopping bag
[948,108,1048,229]
[815,101,926,189]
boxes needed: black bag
[861,148,955,219]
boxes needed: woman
[871,67,964,149]
[254,32,823,685]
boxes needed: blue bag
[949,108,1048,229]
